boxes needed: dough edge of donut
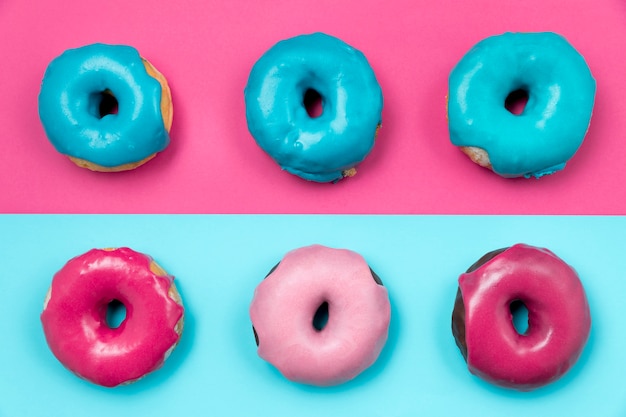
[460,146,492,170]
[115,259,184,386]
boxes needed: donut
[249,245,391,386]
[38,44,173,172]
[40,247,184,387]
[244,33,383,182]
[447,32,596,178]
[451,244,591,390]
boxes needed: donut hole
[504,89,529,115]
[303,88,323,118]
[509,299,529,335]
[90,89,119,119]
[105,299,127,329]
[312,301,329,331]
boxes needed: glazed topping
[41,248,183,387]
[38,44,170,167]
[249,245,391,386]
[245,33,383,182]
[448,32,596,178]
[457,244,591,390]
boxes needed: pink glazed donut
[249,245,391,386]
[40,247,184,387]
[451,244,591,390]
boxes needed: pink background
[1,0,625,214]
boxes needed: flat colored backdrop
[0,215,624,416]
[1,1,625,214]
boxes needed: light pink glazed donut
[452,244,591,390]
[40,247,184,387]
[249,245,391,386]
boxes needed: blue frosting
[38,44,169,168]
[244,33,383,182]
[448,32,596,178]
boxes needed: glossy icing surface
[448,32,596,178]
[244,33,383,182]
[249,245,391,385]
[38,44,170,167]
[457,244,591,390]
[40,247,183,387]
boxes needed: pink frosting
[40,247,184,387]
[458,243,591,390]
[249,245,391,386]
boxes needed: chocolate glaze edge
[451,247,510,362]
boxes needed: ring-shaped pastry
[40,247,184,387]
[245,33,383,182]
[452,244,591,390]
[249,245,391,386]
[38,43,172,172]
[447,32,596,178]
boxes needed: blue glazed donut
[244,33,383,183]
[38,44,173,172]
[447,32,596,178]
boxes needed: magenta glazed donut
[452,244,591,390]
[249,245,391,386]
[40,247,184,387]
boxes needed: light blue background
[0,215,623,416]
